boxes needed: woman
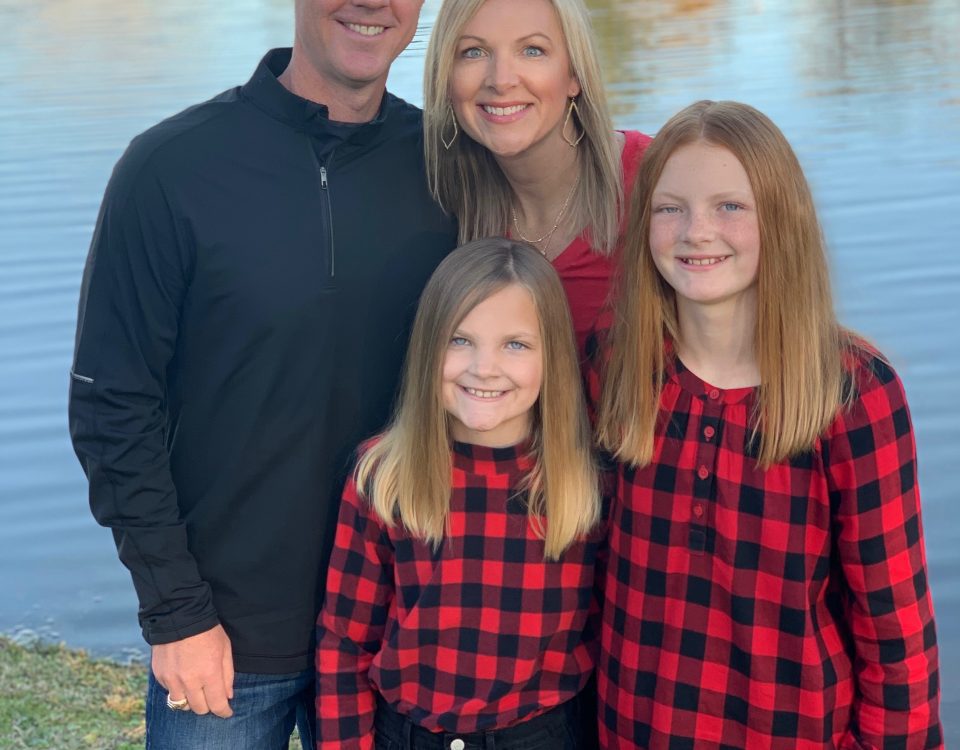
[424,0,651,358]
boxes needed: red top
[552,129,651,360]
[596,349,942,749]
[315,441,606,749]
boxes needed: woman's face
[448,0,581,160]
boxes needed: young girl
[595,101,942,749]
[316,238,603,749]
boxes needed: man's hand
[152,624,235,718]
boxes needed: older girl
[596,101,942,749]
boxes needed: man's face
[294,0,425,92]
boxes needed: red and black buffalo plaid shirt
[596,348,941,749]
[316,440,604,749]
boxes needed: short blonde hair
[358,238,600,559]
[424,0,622,254]
[598,100,854,467]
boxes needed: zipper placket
[306,139,336,279]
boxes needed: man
[68,1,454,747]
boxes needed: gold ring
[166,695,190,711]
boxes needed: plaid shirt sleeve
[826,355,942,749]
[316,474,395,750]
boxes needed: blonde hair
[423,0,623,254]
[357,238,600,559]
[598,100,854,468]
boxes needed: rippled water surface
[1,0,958,739]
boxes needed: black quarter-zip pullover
[69,49,456,673]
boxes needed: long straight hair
[423,0,622,254]
[598,100,854,468]
[357,238,599,559]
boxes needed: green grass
[0,636,147,749]
[0,636,304,749]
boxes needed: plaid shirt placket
[597,351,941,749]
[316,441,603,748]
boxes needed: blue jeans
[146,668,315,750]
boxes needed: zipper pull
[319,166,328,189]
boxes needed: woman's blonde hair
[423,0,623,254]
[357,238,600,559]
[598,100,854,468]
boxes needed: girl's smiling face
[448,0,581,160]
[649,140,761,315]
[442,283,543,447]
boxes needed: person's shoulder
[382,92,423,121]
[378,92,425,140]
[622,129,654,158]
[822,333,910,442]
[841,335,902,397]
[622,129,653,147]
[619,129,654,185]
[109,86,245,191]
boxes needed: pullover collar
[667,354,754,406]
[240,48,390,144]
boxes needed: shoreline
[0,636,302,749]
[0,635,146,749]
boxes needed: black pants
[373,694,583,750]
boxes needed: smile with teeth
[345,22,385,36]
[680,256,729,266]
[482,104,529,116]
[462,386,506,399]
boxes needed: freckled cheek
[648,224,676,265]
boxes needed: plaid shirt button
[450,739,465,750]
[703,425,715,439]
[693,503,704,518]
[707,387,721,400]
[697,465,709,480]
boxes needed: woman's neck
[675,293,760,389]
[496,139,582,255]
[500,141,579,208]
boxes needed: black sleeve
[68,144,219,645]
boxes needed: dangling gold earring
[441,105,459,150]
[562,97,584,147]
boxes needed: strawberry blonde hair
[598,100,854,467]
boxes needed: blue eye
[450,336,469,346]
[522,46,545,57]
[506,340,529,351]
[461,47,485,59]
[721,202,743,212]
[655,205,681,214]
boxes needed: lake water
[1,0,958,739]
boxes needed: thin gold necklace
[511,178,579,257]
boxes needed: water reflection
[0,0,958,738]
